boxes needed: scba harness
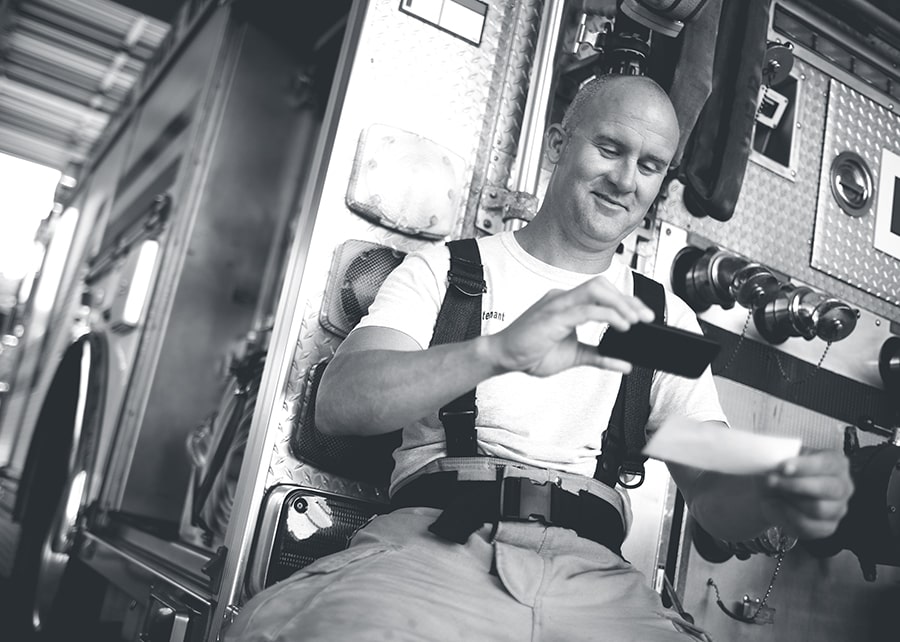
[391,239,667,555]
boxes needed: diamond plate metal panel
[811,79,900,307]
[467,0,542,233]
[266,292,389,503]
[265,0,530,497]
[660,60,900,323]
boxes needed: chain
[706,577,724,601]
[720,311,752,373]
[751,548,786,618]
[707,547,787,624]
[772,341,832,385]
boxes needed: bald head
[561,75,679,142]
[524,72,680,268]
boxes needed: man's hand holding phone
[597,321,721,378]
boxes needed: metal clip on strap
[447,243,486,295]
[447,270,487,296]
[617,461,645,489]
[439,408,478,455]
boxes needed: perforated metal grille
[265,489,384,587]
[320,240,406,338]
[289,358,400,488]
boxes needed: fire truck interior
[0,1,898,641]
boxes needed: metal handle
[504,0,567,231]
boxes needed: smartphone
[597,322,721,378]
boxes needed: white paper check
[642,416,802,475]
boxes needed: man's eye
[639,163,663,175]
[598,146,618,157]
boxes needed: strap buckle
[447,269,486,297]
[438,407,478,456]
[499,477,557,524]
[438,408,477,421]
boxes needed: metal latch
[477,187,538,234]
[140,589,197,642]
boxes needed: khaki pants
[226,506,709,641]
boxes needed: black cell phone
[596,322,721,378]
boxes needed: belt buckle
[499,477,556,524]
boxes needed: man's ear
[545,124,567,164]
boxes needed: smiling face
[542,77,679,256]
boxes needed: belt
[390,472,625,555]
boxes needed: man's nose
[607,159,637,194]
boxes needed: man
[228,75,852,641]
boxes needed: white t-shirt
[355,231,728,493]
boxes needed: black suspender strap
[427,247,664,482]
[595,272,666,489]
[430,239,486,457]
